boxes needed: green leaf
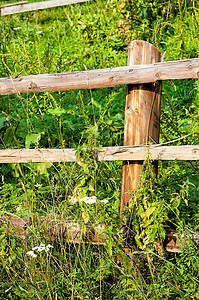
[47,107,66,117]
[107,119,113,125]
[149,228,157,242]
[143,219,153,228]
[0,116,6,129]
[189,175,199,188]
[141,206,156,219]
[145,206,156,218]
[63,120,75,130]
[92,100,101,109]
[25,133,42,148]
[134,27,143,32]
[35,163,52,174]
[105,239,113,257]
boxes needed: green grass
[0,0,199,298]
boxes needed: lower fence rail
[1,216,199,253]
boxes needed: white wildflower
[33,243,45,252]
[69,187,79,204]
[33,243,53,253]
[101,199,109,204]
[34,182,42,189]
[13,27,22,30]
[80,196,97,204]
[16,205,22,212]
[26,251,37,258]
[36,31,42,34]
[68,195,78,204]
[45,244,53,252]
[46,244,53,249]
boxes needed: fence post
[120,40,162,217]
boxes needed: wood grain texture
[0,58,198,95]
[1,0,91,16]
[0,145,198,163]
[120,40,162,214]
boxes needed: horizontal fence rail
[0,145,198,164]
[0,58,199,95]
[0,1,28,9]
[1,216,199,253]
[0,0,92,16]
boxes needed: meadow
[0,0,199,298]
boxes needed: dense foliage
[0,0,198,298]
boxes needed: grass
[0,0,199,298]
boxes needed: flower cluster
[26,243,53,258]
[26,250,37,258]
[13,27,22,30]
[79,196,109,205]
[80,196,97,204]
[101,199,109,204]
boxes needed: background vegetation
[0,0,198,298]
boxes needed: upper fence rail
[0,0,92,16]
[0,58,199,95]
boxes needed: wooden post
[120,40,162,215]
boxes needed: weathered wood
[164,231,199,252]
[120,40,162,214]
[0,145,198,164]
[0,0,92,16]
[0,148,77,164]
[0,58,198,95]
[98,145,199,161]
[1,216,198,252]
[0,216,106,243]
[0,1,28,9]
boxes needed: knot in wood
[192,148,198,154]
[133,104,139,114]
[29,81,37,89]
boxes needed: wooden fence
[0,0,92,16]
[0,40,199,252]
[0,145,198,164]
[0,58,198,94]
